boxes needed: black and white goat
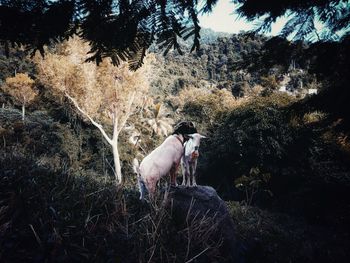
[181,133,206,187]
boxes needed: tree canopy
[35,36,151,183]
[233,0,350,41]
[0,0,207,69]
[1,0,349,70]
[1,72,37,120]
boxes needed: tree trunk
[64,93,124,185]
[22,103,25,121]
[112,141,122,184]
[111,111,123,184]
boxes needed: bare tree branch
[65,92,113,145]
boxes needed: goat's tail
[133,158,146,200]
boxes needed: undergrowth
[0,154,225,263]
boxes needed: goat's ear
[184,134,193,140]
[199,134,207,139]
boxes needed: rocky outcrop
[167,185,242,263]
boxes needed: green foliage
[233,0,350,41]
[227,201,350,263]
[231,81,250,98]
[260,75,279,96]
[175,87,238,133]
[198,94,296,198]
[0,48,35,82]
[235,167,272,205]
[0,0,212,69]
[152,31,347,100]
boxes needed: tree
[0,0,207,69]
[145,102,173,137]
[35,36,151,184]
[1,73,37,120]
[1,1,349,68]
[232,0,350,41]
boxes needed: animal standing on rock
[181,133,206,187]
[134,121,197,200]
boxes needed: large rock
[167,185,242,263]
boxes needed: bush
[172,86,241,132]
[198,94,295,200]
[227,201,350,263]
[0,152,126,263]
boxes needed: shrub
[302,110,326,124]
[172,86,242,132]
[199,94,295,199]
[1,73,38,120]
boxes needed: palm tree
[145,103,173,137]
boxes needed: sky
[198,0,288,35]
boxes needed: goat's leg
[192,175,197,187]
[192,161,198,187]
[170,165,178,186]
[184,169,190,187]
[189,165,194,187]
[175,161,181,186]
[186,165,192,187]
[138,177,146,200]
[181,161,186,186]
[174,161,182,186]
[147,180,157,200]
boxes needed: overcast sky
[198,0,288,35]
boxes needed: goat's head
[173,121,197,138]
[184,133,207,158]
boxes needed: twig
[185,247,210,263]
[105,157,116,175]
[85,188,105,198]
[29,224,42,247]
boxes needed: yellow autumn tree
[1,73,37,120]
[35,36,151,184]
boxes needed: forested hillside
[1,26,350,262]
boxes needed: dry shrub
[1,73,38,120]
[289,114,302,127]
[302,111,326,124]
[321,121,350,158]
[250,84,264,96]
[171,86,244,130]
[260,75,279,90]
[173,85,237,110]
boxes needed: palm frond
[200,0,219,14]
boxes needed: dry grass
[303,110,327,124]
[130,191,224,263]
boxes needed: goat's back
[140,135,183,178]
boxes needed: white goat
[181,133,206,187]
[133,134,185,200]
